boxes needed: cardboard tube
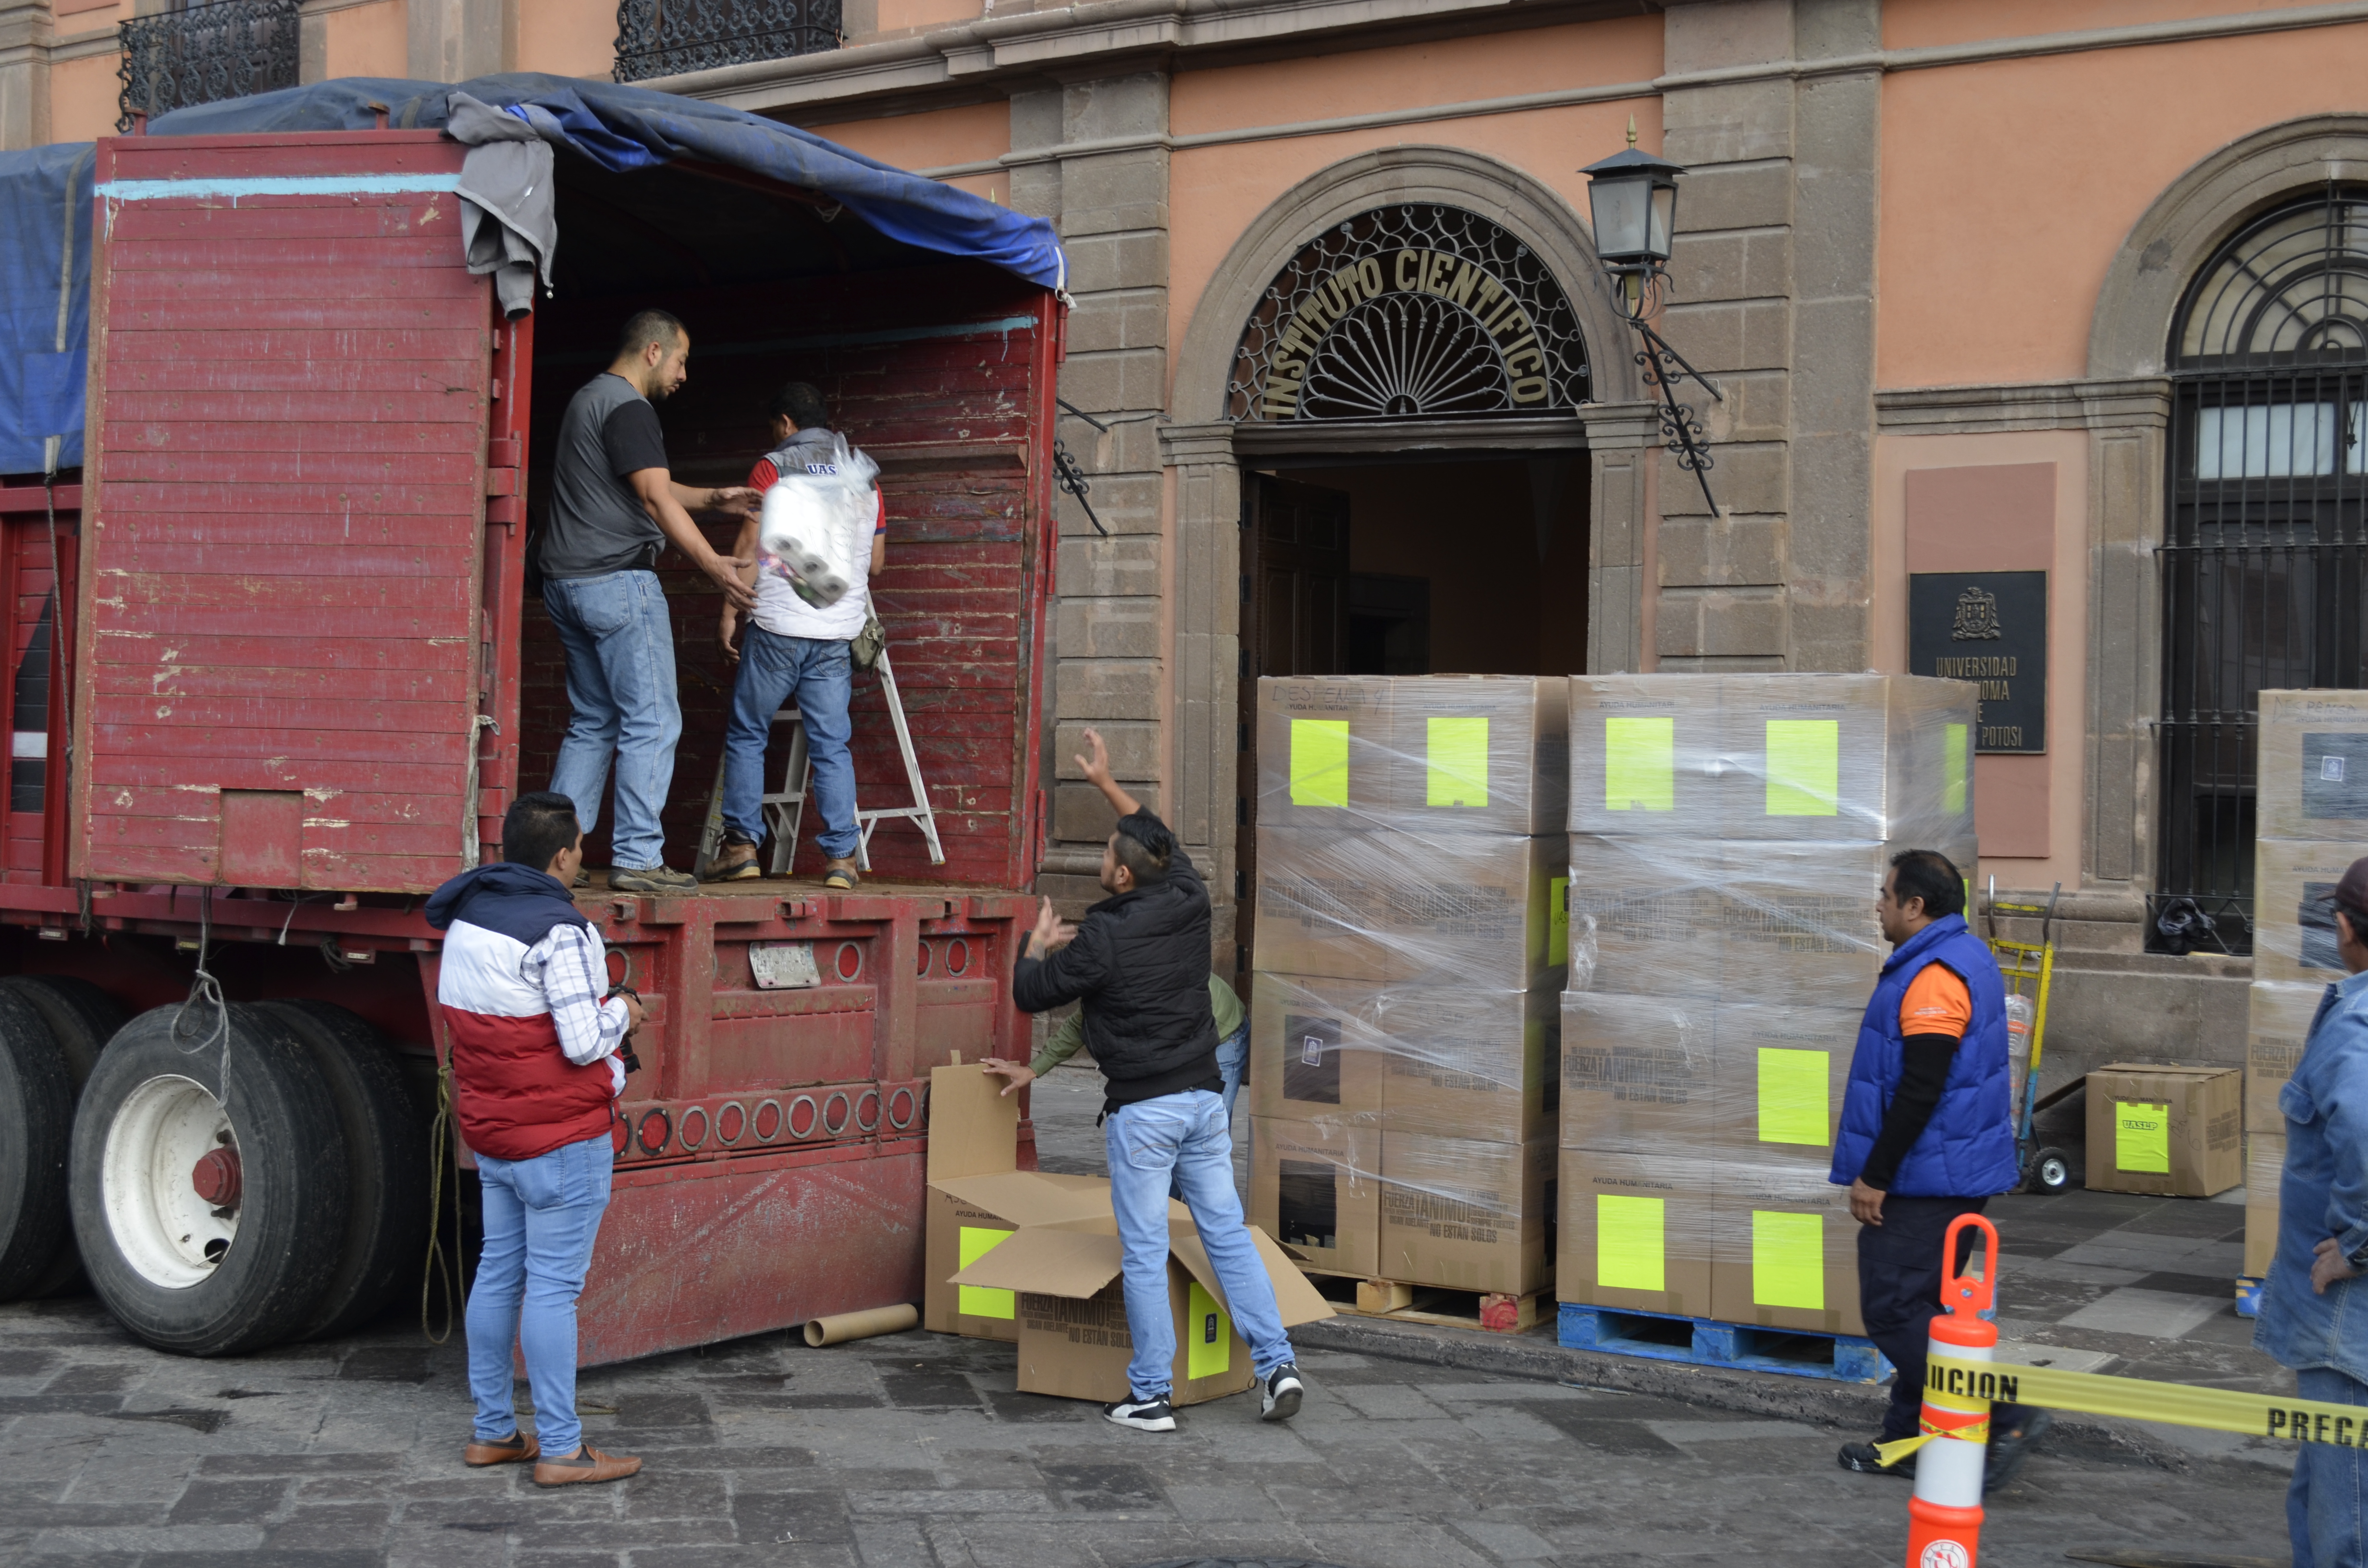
[803,1303,919,1347]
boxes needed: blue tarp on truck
[0,74,1063,476]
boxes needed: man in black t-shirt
[539,310,757,893]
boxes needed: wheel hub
[100,1074,238,1288]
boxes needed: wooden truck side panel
[76,132,490,893]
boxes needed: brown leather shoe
[701,840,762,882]
[532,1442,642,1488]
[463,1432,539,1467]
[823,857,859,891]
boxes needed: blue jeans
[543,570,680,871]
[723,624,858,859]
[467,1132,613,1457]
[1106,1089,1293,1400]
[1216,1023,1248,1120]
[2292,1367,2368,1568]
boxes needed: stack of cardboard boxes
[1556,675,1979,1337]
[1246,676,1568,1299]
[2243,690,2368,1280]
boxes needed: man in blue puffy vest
[1831,849,2044,1490]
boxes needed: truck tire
[0,989,75,1300]
[254,1000,428,1341]
[1,976,135,1298]
[68,1003,348,1356]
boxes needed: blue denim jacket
[2255,967,2368,1380]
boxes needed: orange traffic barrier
[1881,1213,1999,1568]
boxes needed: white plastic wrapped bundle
[757,433,878,608]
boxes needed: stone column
[1578,401,1662,674]
[2083,380,2171,887]
[1162,421,1241,946]
[0,0,54,151]
[1655,0,1880,674]
[407,0,512,81]
[1008,73,1173,905]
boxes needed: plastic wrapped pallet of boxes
[1557,673,1979,1339]
[1247,675,1566,1298]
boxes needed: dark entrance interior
[1232,452,1590,980]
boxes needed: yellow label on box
[1186,1281,1231,1380]
[1605,716,1676,812]
[1765,719,1842,817]
[1597,1194,1665,1293]
[1426,716,1489,807]
[1549,875,1569,966]
[2116,1101,2171,1174]
[1751,1210,1825,1310]
[1289,719,1350,807]
[1758,1047,1831,1147]
[1944,723,1970,816]
[957,1225,1016,1320]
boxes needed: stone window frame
[1159,144,1654,920]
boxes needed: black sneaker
[1261,1363,1305,1422]
[1984,1409,2051,1494]
[1838,1439,1913,1477]
[1102,1394,1175,1433]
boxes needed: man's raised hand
[1074,728,1112,788]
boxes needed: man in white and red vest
[426,789,644,1489]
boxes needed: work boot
[462,1431,539,1467]
[1984,1409,2051,1494]
[1837,1439,1913,1477]
[533,1442,642,1487]
[702,837,763,882]
[823,857,860,891]
[610,865,697,894]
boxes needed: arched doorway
[2156,186,2368,950]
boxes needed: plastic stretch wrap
[1556,673,1979,1335]
[2253,690,2368,984]
[1248,674,1567,1295]
[2246,980,2318,1136]
[758,432,877,608]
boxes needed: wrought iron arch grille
[614,0,840,81]
[2157,186,2368,955]
[1227,205,1589,421]
[116,0,301,133]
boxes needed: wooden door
[77,131,492,892]
[1234,475,1349,984]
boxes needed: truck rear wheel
[0,990,76,1300]
[68,1004,348,1356]
[254,1000,428,1340]
[1,976,134,1298]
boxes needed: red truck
[0,106,1062,1364]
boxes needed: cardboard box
[1255,677,1394,832]
[1250,1114,1382,1277]
[1711,1004,1861,1167]
[1258,827,1565,990]
[950,1218,1333,1408]
[1376,985,1557,1143]
[1557,1147,1715,1317]
[2246,981,2319,1134]
[2258,689,2368,843]
[2246,1130,2285,1279]
[1711,1163,1865,1337]
[2083,1063,2244,1197]
[1717,841,1896,1006]
[2254,839,2363,985]
[1377,1133,1554,1295]
[1566,676,1726,836]
[1559,990,1716,1153]
[924,1063,1127,1340]
[1566,833,1727,1000]
[1381,675,1569,836]
[1246,972,1389,1120]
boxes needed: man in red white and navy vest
[426,790,644,1490]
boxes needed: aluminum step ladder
[694,645,944,877]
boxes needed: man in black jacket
[986,730,1305,1432]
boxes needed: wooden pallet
[1302,1269,1550,1334]
[1557,1302,1892,1383]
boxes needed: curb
[1294,1312,2195,1471]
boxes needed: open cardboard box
[950,1213,1334,1407]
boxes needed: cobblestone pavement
[0,1067,2295,1568]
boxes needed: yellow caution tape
[1929,1353,2368,1446]
[1871,1381,1992,1467]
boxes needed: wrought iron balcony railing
[613,0,840,81]
[117,0,302,133]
